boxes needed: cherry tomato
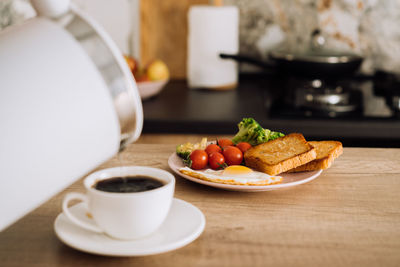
[190,149,208,170]
[236,142,252,154]
[208,152,225,170]
[217,138,234,149]
[205,143,222,156]
[222,146,243,165]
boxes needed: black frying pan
[220,49,363,79]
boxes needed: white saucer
[54,198,205,256]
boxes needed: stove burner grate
[270,78,364,118]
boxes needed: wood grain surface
[140,0,208,79]
[0,143,399,267]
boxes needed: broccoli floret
[268,130,285,141]
[231,118,284,145]
[231,118,265,145]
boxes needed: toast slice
[244,133,317,175]
[289,141,343,172]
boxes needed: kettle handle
[31,1,143,147]
[71,4,144,147]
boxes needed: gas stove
[267,71,399,120]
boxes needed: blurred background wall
[2,0,400,78]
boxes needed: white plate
[168,153,322,192]
[54,198,205,256]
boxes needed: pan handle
[219,53,275,70]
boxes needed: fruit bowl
[136,79,168,100]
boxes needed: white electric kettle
[0,0,143,231]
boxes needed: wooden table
[1,143,400,267]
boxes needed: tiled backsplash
[226,0,400,75]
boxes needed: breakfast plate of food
[168,118,343,192]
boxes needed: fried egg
[179,165,282,186]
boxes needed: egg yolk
[222,165,253,176]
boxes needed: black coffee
[94,176,165,193]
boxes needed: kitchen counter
[1,141,399,266]
[142,76,400,147]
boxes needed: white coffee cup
[62,166,175,240]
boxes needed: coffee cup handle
[62,192,103,233]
